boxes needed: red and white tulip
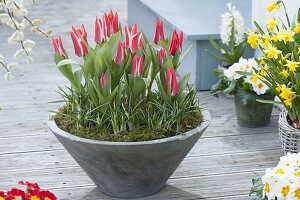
[70,24,88,57]
[154,18,165,44]
[52,37,67,58]
[166,67,179,96]
[125,24,142,53]
[132,55,144,77]
[169,30,183,56]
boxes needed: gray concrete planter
[47,110,211,198]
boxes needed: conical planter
[47,110,211,198]
[234,89,274,128]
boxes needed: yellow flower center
[0,197,4,200]
[275,168,285,174]
[295,171,300,177]
[295,188,300,200]
[258,83,264,89]
[45,197,51,200]
[264,182,270,193]
[31,196,40,200]
[281,185,291,197]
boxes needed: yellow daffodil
[281,70,289,78]
[277,28,295,43]
[262,34,271,46]
[272,34,279,42]
[247,32,260,49]
[285,60,300,72]
[265,17,280,31]
[267,0,280,12]
[279,84,295,107]
[276,83,281,92]
[263,44,282,59]
[295,23,300,33]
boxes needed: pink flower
[70,24,88,57]
[104,11,119,38]
[154,18,165,44]
[115,41,125,64]
[125,24,142,53]
[169,30,183,56]
[158,48,166,67]
[94,16,107,44]
[52,37,67,58]
[132,55,143,76]
[100,73,107,88]
[166,68,179,96]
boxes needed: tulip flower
[125,24,142,53]
[52,37,67,58]
[154,18,165,44]
[94,16,107,44]
[158,48,166,67]
[100,73,107,88]
[115,41,125,64]
[166,67,179,96]
[132,55,143,76]
[70,24,88,57]
[104,11,119,38]
[169,30,183,56]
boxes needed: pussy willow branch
[0,62,10,72]
[6,7,29,56]
[13,1,48,38]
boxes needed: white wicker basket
[279,110,300,153]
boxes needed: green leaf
[208,35,222,52]
[179,73,190,93]
[235,71,253,76]
[298,8,300,23]
[56,59,79,68]
[178,45,193,67]
[206,49,230,63]
[256,99,283,105]
[254,21,265,35]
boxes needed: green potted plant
[211,57,274,127]
[245,1,300,153]
[47,12,211,198]
[207,2,247,69]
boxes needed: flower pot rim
[47,110,211,146]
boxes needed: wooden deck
[0,0,284,199]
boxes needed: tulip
[94,16,107,44]
[166,68,179,96]
[132,55,143,76]
[100,73,107,88]
[52,37,67,58]
[169,30,183,56]
[70,24,88,57]
[158,48,166,67]
[125,24,142,53]
[115,41,125,64]
[154,18,165,44]
[104,11,119,38]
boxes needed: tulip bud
[166,68,179,96]
[94,16,106,43]
[100,73,107,88]
[154,18,165,44]
[132,55,144,77]
[158,48,166,67]
[169,30,183,56]
[52,37,67,58]
[125,24,142,53]
[104,11,119,38]
[70,24,88,57]
[115,41,125,64]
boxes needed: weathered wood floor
[0,0,283,199]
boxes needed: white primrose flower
[224,57,248,80]
[252,79,268,95]
[220,2,245,46]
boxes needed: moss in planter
[54,106,203,142]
